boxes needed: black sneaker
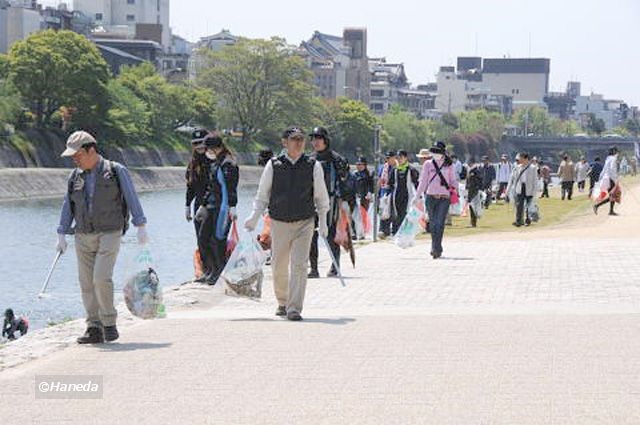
[193,275,208,284]
[307,270,320,279]
[77,327,104,344]
[287,311,303,321]
[275,306,287,317]
[609,211,619,216]
[327,269,338,278]
[104,326,119,342]
[593,205,598,215]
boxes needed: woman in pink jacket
[412,141,458,259]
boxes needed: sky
[42,0,640,106]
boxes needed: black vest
[268,154,316,222]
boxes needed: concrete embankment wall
[0,166,263,202]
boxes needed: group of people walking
[50,126,626,342]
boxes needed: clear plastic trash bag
[379,194,391,220]
[123,247,166,319]
[527,198,541,222]
[221,235,267,300]
[394,206,425,249]
[469,192,486,218]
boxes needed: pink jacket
[416,159,458,197]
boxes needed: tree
[380,105,432,154]
[550,118,579,136]
[104,79,152,144]
[624,118,640,137]
[0,54,8,80]
[197,37,316,144]
[7,30,110,129]
[117,63,201,139]
[0,81,22,129]
[457,109,505,143]
[334,98,378,157]
[586,113,606,136]
[512,107,552,136]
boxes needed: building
[74,0,171,50]
[187,29,238,81]
[575,93,628,130]
[41,4,92,35]
[435,56,550,115]
[481,58,550,108]
[368,58,408,114]
[0,0,42,53]
[299,28,370,104]
[396,88,436,118]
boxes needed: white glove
[194,205,208,222]
[410,196,420,207]
[244,212,260,232]
[137,226,149,245]
[56,234,67,254]
[228,206,237,221]
[185,206,192,222]
[318,216,329,239]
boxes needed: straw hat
[416,148,431,159]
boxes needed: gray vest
[68,159,129,234]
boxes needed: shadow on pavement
[440,257,475,261]
[98,342,173,352]
[229,317,356,326]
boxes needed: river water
[0,187,257,331]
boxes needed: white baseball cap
[61,131,97,157]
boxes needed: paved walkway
[1,181,639,424]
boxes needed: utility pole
[372,124,382,242]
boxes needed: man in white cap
[244,126,330,321]
[56,131,148,344]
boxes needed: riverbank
[0,166,263,201]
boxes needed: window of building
[371,89,385,98]
[95,13,103,21]
[126,14,135,22]
[127,0,135,4]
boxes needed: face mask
[205,152,216,160]
[432,153,443,161]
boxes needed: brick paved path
[1,182,639,424]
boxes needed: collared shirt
[416,159,458,197]
[250,152,330,219]
[57,157,147,234]
[602,155,619,182]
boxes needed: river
[0,187,257,331]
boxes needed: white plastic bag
[221,235,267,299]
[527,198,541,222]
[469,192,486,218]
[123,247,166,319]
[352,200,365,240]
[379,194,391,220]
[394,206,424,249]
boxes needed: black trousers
[469,204,478,227]
[515,193,532,225]
[561,181,574,200]
[589,177,597,196]
[541,182,549,198]
[595,181,616,214]
[497,182,508,200]
[309,216,340,272]
[392,195,408,236]
[577,180,586,191]
[198,207,230,279]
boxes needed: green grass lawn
[431,175,639,238]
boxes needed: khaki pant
[270,218,315,314]
[75,231,121,328]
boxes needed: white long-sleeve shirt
[601,155,619,183]
[251,153,330,220]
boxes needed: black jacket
[203,153,239,209]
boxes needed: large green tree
[197,37,316,144]
[117,63,210,139]
[512,107,552,136]
[7,30,110,129]
[334,98,378,157]
[380,105,432,154]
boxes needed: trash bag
[379,194,391,220]
[123,247,165,319]
[449,200,463,216]
[394,206,424,249]
[352,200,365,240]
[527,199,541,222]
[225,221,240,259]
[469,192,486,218]
[221,235,267,300]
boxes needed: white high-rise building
[74,0,170,49]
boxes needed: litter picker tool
[38,251,62,299]
[321,237,346,287]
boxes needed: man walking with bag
[56,131,148,344]
[244,127,330,321]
